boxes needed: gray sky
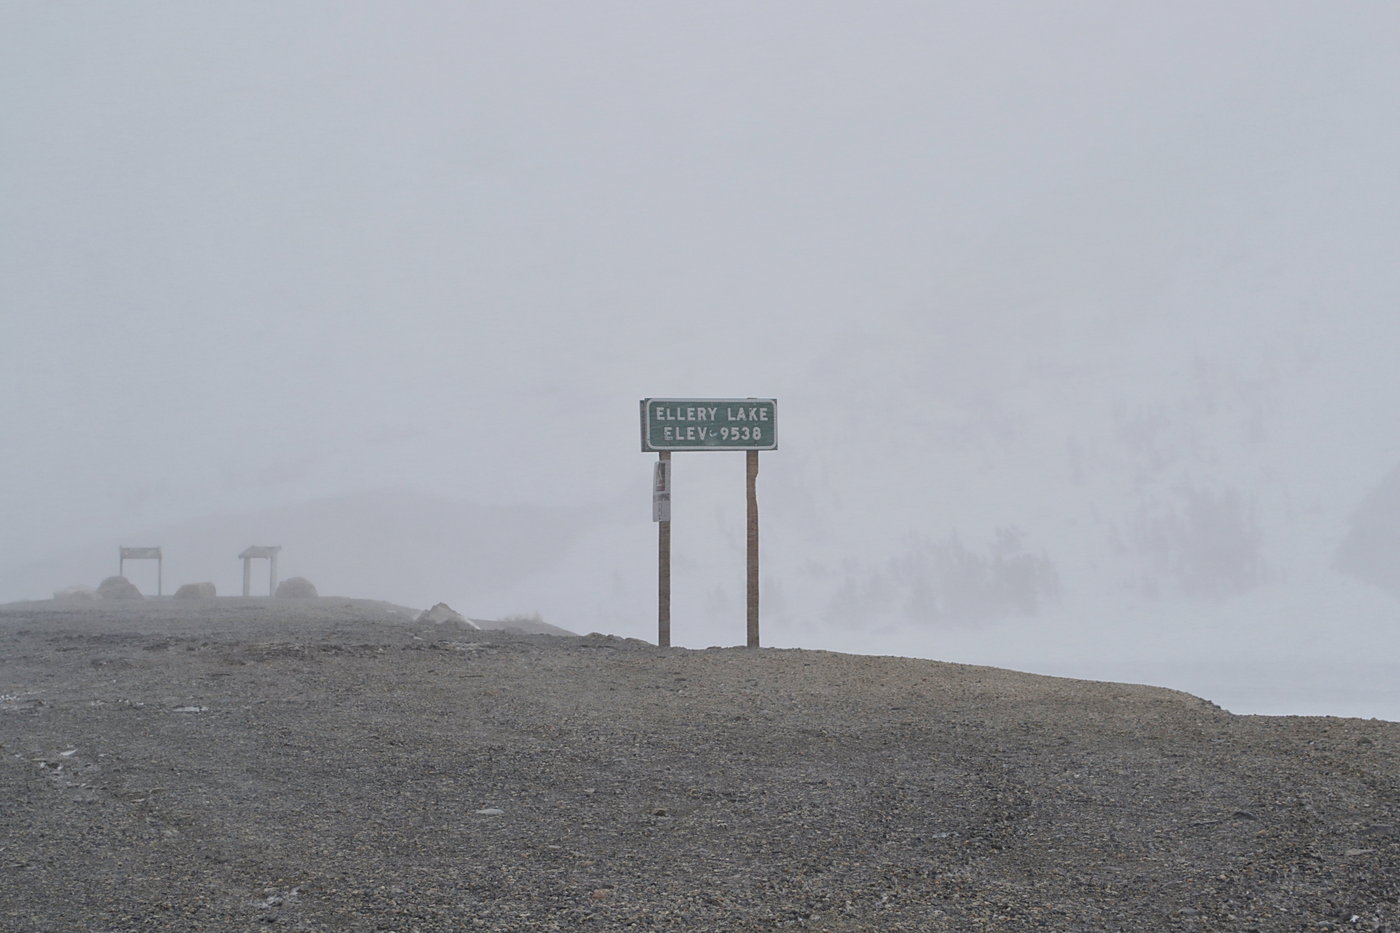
[5,3,1400,714]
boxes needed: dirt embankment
[2,599,1398,931]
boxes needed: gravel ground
[2,598,1398,932]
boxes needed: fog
[5,3,1400,719]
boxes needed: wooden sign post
[746,449,759,648]
[655,452,672,647]
[118,546,163,596]
[238,545,282,597]
[640,398,776,648]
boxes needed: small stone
[475,808,505,816]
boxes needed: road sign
[640,398,777,451]
[641,397,776,649]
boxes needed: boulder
[173,581,217,599]
[417,602,478,629]
[53,584,97,602]
[97,576,143,600]
[274,576,318,598]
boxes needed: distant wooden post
[119,546,163,596]
[238,545,282,597]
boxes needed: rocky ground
[2,598,1398,932]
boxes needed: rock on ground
[273,576,318,598]
[96,576,142,600]
[417,601,478,629]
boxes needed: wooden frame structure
[238,545,281,597]
[118,546,162,596]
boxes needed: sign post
[746,450,759,648]
[119,546,163,596]
[654,453,672,647]
[238,545,282,597]
[640,398,776,647]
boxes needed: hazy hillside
[1336,463,1400,598]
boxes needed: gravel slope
[2,598,1398,932]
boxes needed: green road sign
[640,398,777,451]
